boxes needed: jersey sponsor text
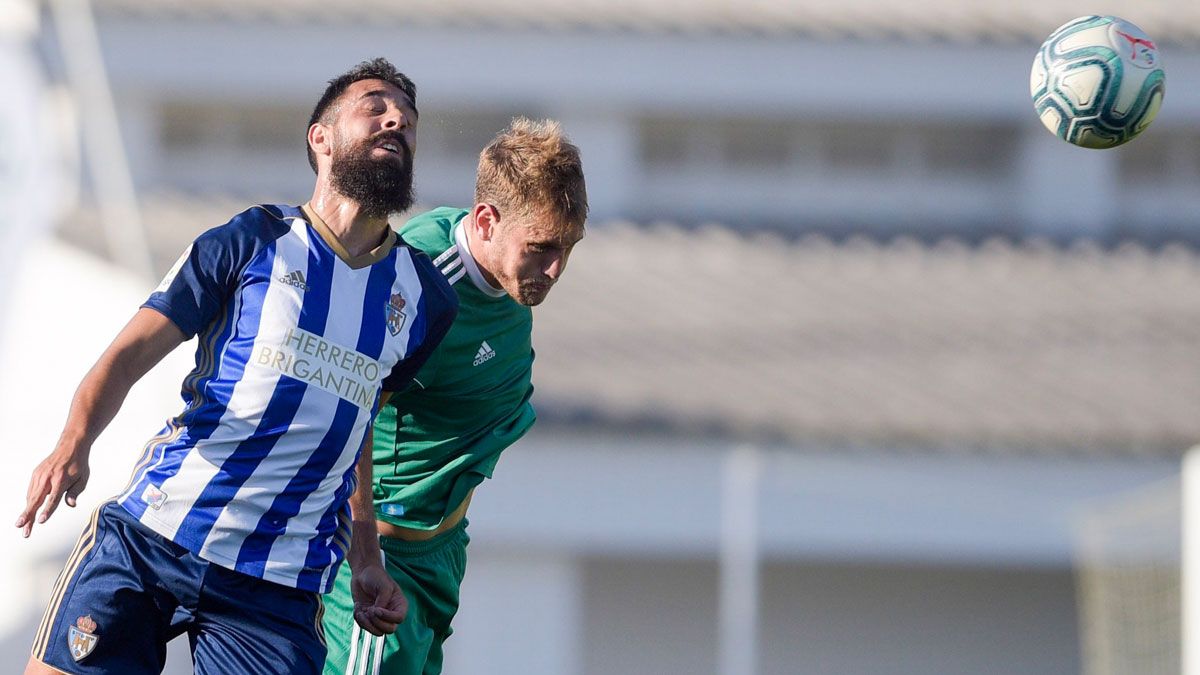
[254,326,382,409]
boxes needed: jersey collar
[301,203,396,269]
[453,219,507,298]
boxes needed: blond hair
[475,117,588,226]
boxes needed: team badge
[141,483,167,510]
[67,615,99,662]
[386,292,407,337]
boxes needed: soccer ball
[1030,15,1165,149]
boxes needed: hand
[350,562,407,635]
[15,448,91,537]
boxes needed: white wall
[459,430,1178,566]
[422,428,1177,675]
[573,559,1078,675]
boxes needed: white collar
[453,219,507,298]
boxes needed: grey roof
[532,224,1200,455]
[59,195,1200,456]
[91,0,1200,45]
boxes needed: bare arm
[15,308,186,536]
[348,391,407,635]
[348,392,389,568]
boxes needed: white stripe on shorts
[346,549,389,675]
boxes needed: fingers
[355,595,405,635]
[17,495,54,538]
[376,579,407,625]
[374,601,407,625]
[386,589,408,623]
[349,564,408,634]
[352,583,407,635]
[16,474,52,538]
[16,506,38,538]
[354,604,401,636]
[15,466,86,537]
[65,478,87,508]
[38,481,69,524]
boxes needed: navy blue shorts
[31,501,327,674]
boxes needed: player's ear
[308,123,331,165]
[473,203,501,242]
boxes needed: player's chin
[517,285,552,306]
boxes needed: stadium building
[3,1,1199,673]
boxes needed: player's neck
[306,190,391,257]
[461,215,502,288]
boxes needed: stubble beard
[515,282,552,306]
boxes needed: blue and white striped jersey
[117,204,457,593]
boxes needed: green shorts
[321,520,469,675]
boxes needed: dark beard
[329,136,415,218]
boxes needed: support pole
[1182,446,1200,675]
[49,0,154,279]
[719,445,761,675]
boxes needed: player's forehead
[515,214,585,247]
[337,78,417,114]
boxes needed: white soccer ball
[1030,15,1165,149]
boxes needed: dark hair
[306,57,417,173]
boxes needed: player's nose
[381,106,408,131]
[544,256,566,280]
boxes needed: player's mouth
[371,135,408,160]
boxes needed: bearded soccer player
[16,58,458,674]
[321,118,587,675]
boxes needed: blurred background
[2,0,1199,673]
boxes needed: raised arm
[15,308,186,537]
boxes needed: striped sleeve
[142,207,285,338]
[431,243,467,286]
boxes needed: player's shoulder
[397,207,467,256]
[401,238,460,323]
[177,204,299,273]
[196,203,299,248]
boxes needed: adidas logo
[472,341,496,366]
[279,270,310,291]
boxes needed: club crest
[67,615,98,662]
[141,483,167,510]
[386,292,407,337]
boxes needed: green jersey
[371,207,536,530]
